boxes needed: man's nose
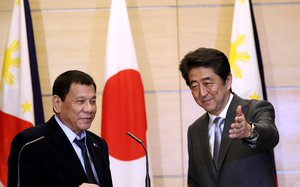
[199,84,208,97]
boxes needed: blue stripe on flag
[249,0,268,100]
[23,0,45,125]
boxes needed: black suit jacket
[187,94,279,187]
[8,116,113,187]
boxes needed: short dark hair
[52,70,97,101]
[179,47,231,86]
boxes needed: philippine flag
[0,0,44,186]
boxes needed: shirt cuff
[243,122,259,148]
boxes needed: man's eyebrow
[76,95,96,99]
[190,80,198,84]
[189,76,212,84]
[201,76,212,81]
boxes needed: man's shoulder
[9,123,48,154]
[232,93,273,108]
[16,124,47,141]
[86,130,107,144]
[189,113,208,129]
[12,116,58,145]
[244,98,274,110]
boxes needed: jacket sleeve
[246,100,279,150]
[187,126,199,187]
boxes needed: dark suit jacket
[8,116,113,187]
[187,94,279,187]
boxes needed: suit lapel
[46,116,88,183]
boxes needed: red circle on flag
[101,70,147,161]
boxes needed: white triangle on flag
[229,0,264,100]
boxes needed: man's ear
[226,73,232,91]
[52,95,62,113]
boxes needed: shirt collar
[208,93,234,120]
[54,115,86,143]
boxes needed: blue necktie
[74,137,98,184]
[213,117,225,169]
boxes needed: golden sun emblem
[0,40,20,90]
[229,34,250,79]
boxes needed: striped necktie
[213,117,225,169]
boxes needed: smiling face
[53,83,97,135]
[188,67,232,116]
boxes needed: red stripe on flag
[102,69,147,161]
[0,111,33,186]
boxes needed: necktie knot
[74,137,86,150]
[214,117,224,128]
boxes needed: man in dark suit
[8,70,113,187]
[179,48,279,187]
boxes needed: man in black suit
[179,48,279,187]
[8,70,113,187]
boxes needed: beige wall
[1,0,300,186]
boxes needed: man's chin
[202,105,216,114]
[80,118,94,123]
[79,123,92,130]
